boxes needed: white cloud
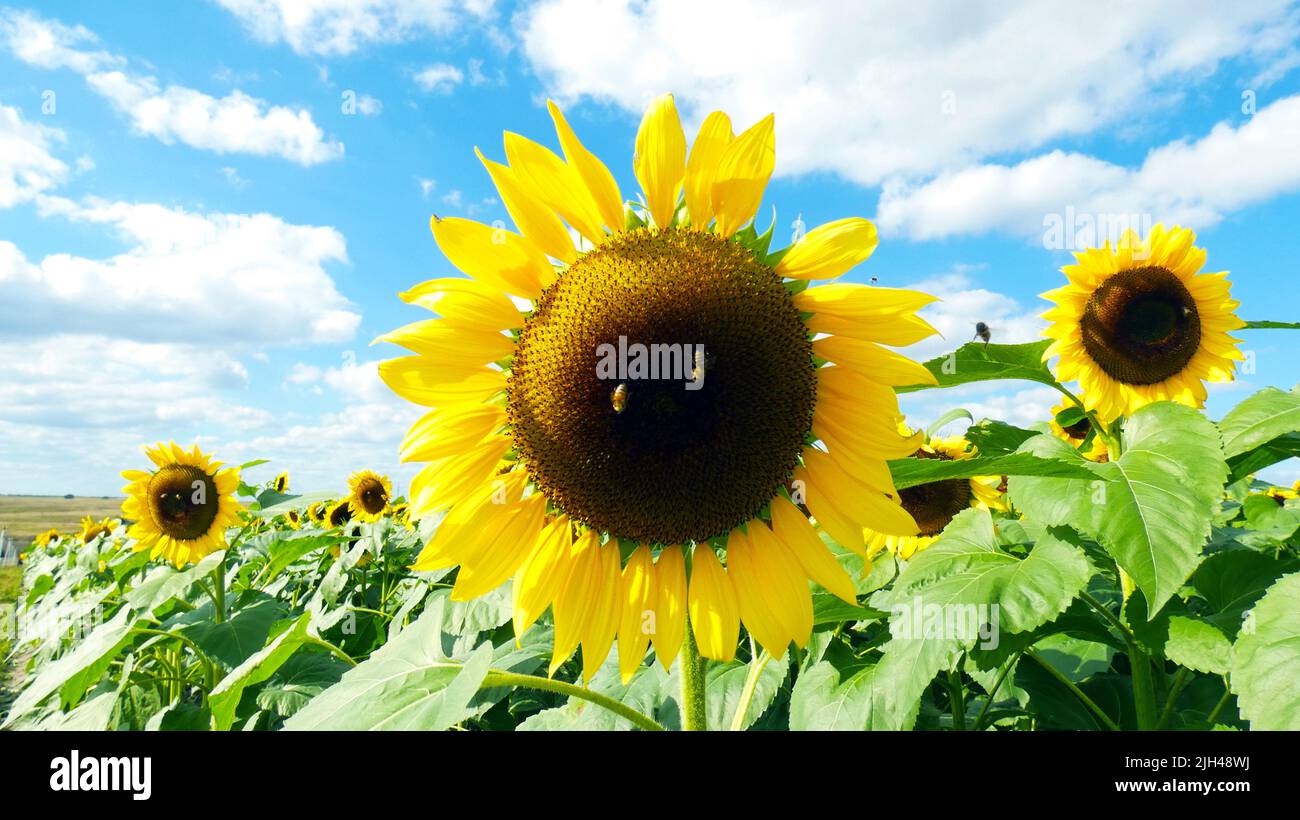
[899,267,1046,363]
[877,94,1300,240]
[0,103,68,208]
[414,62,464,93]
[901,384,1060,434]
[417,177,436,198]
[518,0,1297,185]
[215,0,495,56]
[3,196,359,345]
[355,93,383,116]
[1,9,343,165]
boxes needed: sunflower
[77,516,119,544]
[379,94,937,682]
[284,509,303,529]
[866,426,1006,560]
[306,501,329,524]
[120,442,243,568]
[1261,482,1300,505]
[346,470,392,522]
[1041,224,1245,423]
[1048,399,1108,461]
[272,471,290,493]
[32,528,59,548]
[326,499,353,528]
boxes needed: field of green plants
[3,345,1299,732]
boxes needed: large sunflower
[346,470,392,522]
[121,443,243,567]
[865,427,1006,560]
[1041,224,1245,422]
[379,94,937,682]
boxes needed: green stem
[1129,644,1159,730]
[729,649,772,731]
[1156,666,1191,730]
[212,555,227,624]
[1078,590,1138,645]
[972,651,1022,731]
[1054,384,1118,454]
[947,668,967,731]
[1026,650,1119,731]
[480,670,666,732]
[680,615,709,731]
[1206,681,1233,725]
[305,635,358,667]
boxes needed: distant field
[0,495,125,548]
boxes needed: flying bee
[870,276,879,284]
[611,382,630,413]
[973,321,992,347]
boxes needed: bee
[973,321,991,347]
[611,382,630,413]
[870,276,879,284]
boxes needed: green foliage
[1231,572,1300,729]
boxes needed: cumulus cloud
[0,103,68,208]
[215,0,495,56]
[899,267,1047,363]
[1,8,343,165]
[414,63,464,93]
[877,93,1300,240]
[518,0,1296,185]
[3,196,359,345]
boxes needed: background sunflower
[120,442,243,568]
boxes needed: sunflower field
[4,95,1300,733]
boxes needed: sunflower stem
[680,615,709,731]
[1026,650,1119,731]
[729,649,772,730]
[479,671,666,731]
[212,554,227,624]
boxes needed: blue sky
[2,0,1299,497]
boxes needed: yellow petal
[812,336,938,387]
[770,496,857,604]
[399,405,506,463]
[634,93,687,229]
[687,545,739,662]
[652,544,686,671]
[548,100,624,233]
[580,541,622,683]
[406,437,510,519]
[684,111,733,228]
[777,218,879,280]
[710,113,775,238]
[375,319,515,363]
[451,493,546,600]
[402,276,521,333]
[504,132,606,244]
[378,357,505,407]
[513,516,574,639]
[477,148,576,264]
[617,545,657,683]
[430,216,554,300]
[550,530,601,675]
[745,521,814,653]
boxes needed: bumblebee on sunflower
[865,424,1007,560]
[121,443,244,568]
[380,93,939,681]
[1041,224,1245,424]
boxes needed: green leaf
[283,600,492,731]
[789,660,892,730]
[178,596,288,669]
[256,534,342,585]
[518,659,669,731]
[897,340,1057,393]
[889,449,1094,489]
[2,607,138,727]
[962,419,1042,456]
[125,550,226,614]
[802,510,1092,730]
[1242,320,1300,329]
[1008,402,1227,615]
[1231,572,1300,729]
[705,654,789,731]
[209,613,312,730]
[1217,387,1300,459]
[1190,550,1300,638]
[1165,616,1232,675]
[1226,432,1300,481]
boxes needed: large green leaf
[897,340,1057,392]
[1165,616,1232,675]
[889,448,1095,489]
[2,607,138,727]
[208,613,313,730]
[518,660,670,731]
[283,599,493,731]
[125,550,226,614]
[793,510,1090,730]
[1191,550,1300,638]
[1008,402,1227,615]
[704,654,789,730]
[178,596,288,669]
[1217,387,1300,459]
[1231,572,1300,729]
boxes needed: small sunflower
[1048,399,1108,461]
[1041,224,1245,423]
[32,528,59,548]
[346,470,392,522]
[77,516,119,544]
[326,499,353,528]
[120,442,243,568]
[1262,482,1299,504]
[306,501,329,524]
[284,509,303,529]
[866,427,1007,560]
[380,94,937,681]
[272,471,290,493]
